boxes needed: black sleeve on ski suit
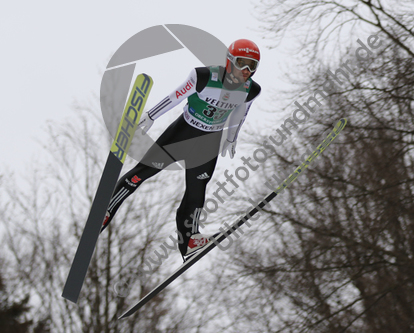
[245,81,261,102]
[194,67,210,92]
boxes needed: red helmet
[226,39,260,75]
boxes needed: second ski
[119,118,347,319]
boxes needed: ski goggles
[233,56,259,72]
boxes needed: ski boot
[100,211,111,233]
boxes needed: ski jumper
[104,66,261,255]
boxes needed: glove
[138,113,154,134]
[221,140,237,159]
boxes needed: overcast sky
[0,0,291,179]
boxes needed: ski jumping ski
[118,117,347,319]
[62,74,153,304]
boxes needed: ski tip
[141,73,152,79]
[338,117,347,127]
[335,118,347,132]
